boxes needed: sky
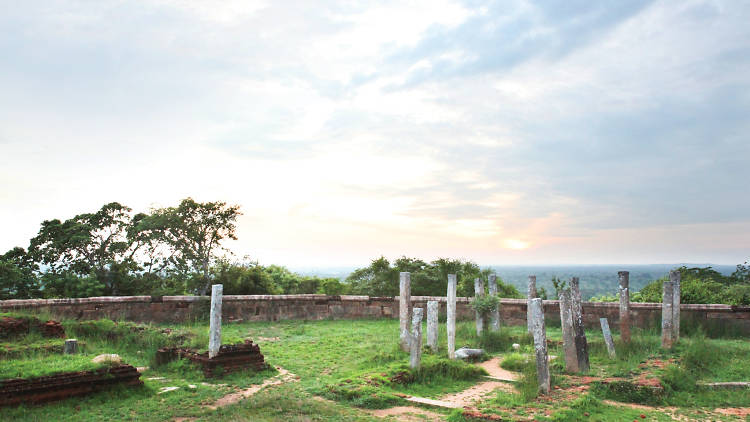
[1,0,748,268]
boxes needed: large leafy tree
[28,202,142,295]
[0,247,41,299]
[145,198,240,295]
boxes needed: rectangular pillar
[570,277,589,372]
[410,308,424,369]
[618,271,631,344]
[208,284,223,359]
[427,300,439,353]
[488,273,501,331]
[558,289,578,372]
[661,280,674,349]
[671,270,681,343]
[447,274,457,359]
[600,318,617,358]
[527,275,537,334]
[474,277,485,336]
[528,298,550,394]
[399,272,412,352]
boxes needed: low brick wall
[2,295,748,334]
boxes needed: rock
[512,343,520,351]
[92,353,122,365]
[157,386,180,394]
[455,347,484,360]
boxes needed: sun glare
[503,238,530,250]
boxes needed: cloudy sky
[1,0,748,267]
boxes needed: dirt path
[370,356,519,421]
[206,366,298,410]
[369,406,444,421]
[439,357,516,408]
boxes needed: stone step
[405,396,463,409]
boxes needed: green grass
[0,354,109,380]
[2,315,750,421]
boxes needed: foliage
[0,354,111,380]
[469,295,499,316]
[0,247,40,299]
[635,265,750,305]
[346,256,521,298]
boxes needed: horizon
[2,1,748,267]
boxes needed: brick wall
[2,295,748,334]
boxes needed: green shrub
[478,329,513,352]
[469,295,499,316]
[590,380,665,405]
[500,352,530,372]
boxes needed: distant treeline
[1,200,747,304]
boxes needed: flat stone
[92,353,122,364]
[158,386,180,394]
[455,347,484,360]
[405,396,463,409]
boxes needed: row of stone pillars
[399,272,502,368]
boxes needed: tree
[0,247,41,299]
[145,198,241,294]
[28,202,141,295]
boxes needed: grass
[0,354,110,380]
[2,312,750,421]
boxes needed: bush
[500,352,530,372]
[469,295,499,316]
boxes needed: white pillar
[558,289,578,372]
[488,274,501,331]
[208,284,223,359]
[410,308,424,369]
[618,271,631,344]
[529,298,550,394]
[427,300,439,353]
[474,277,485,336]
[527,275,537,333]
[399,272,412,352]
[600,318,617,358]
[671,270,681,343]
[447,274,457,359]
[570,277,589,372]
[661,281,674,349]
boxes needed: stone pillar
[618,271,631,344]
[558,289,578,372]
[527,275,537,333]
[488,273,501,331]
[528,298,550,394]
[399,272,412,352]
[570,277,589,372]
[671,270,681,343]
[64,339,78,355]
[600,318,617,358]
[410,308,424,369]
[427,300,439,353]
[208,284,223,359]
[661,280,674,349]
[474,277,485,336]
[447,274,457,359]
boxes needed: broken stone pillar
[527,275,537,334]
[671,270,681,343]
[488,273,501,331]
[474,277,485,336]
[558,289,579,372]
[399,272,412,352]
[600,318,617,358]
[410,308,424,369]
[570,277,589,372]
[427,300,438,353]
[661,280,674,349]
[208,284,223,359]
[618,270,631,344]
[447,274,457,359]
[528,298,550,394]
[64,339,78,355]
